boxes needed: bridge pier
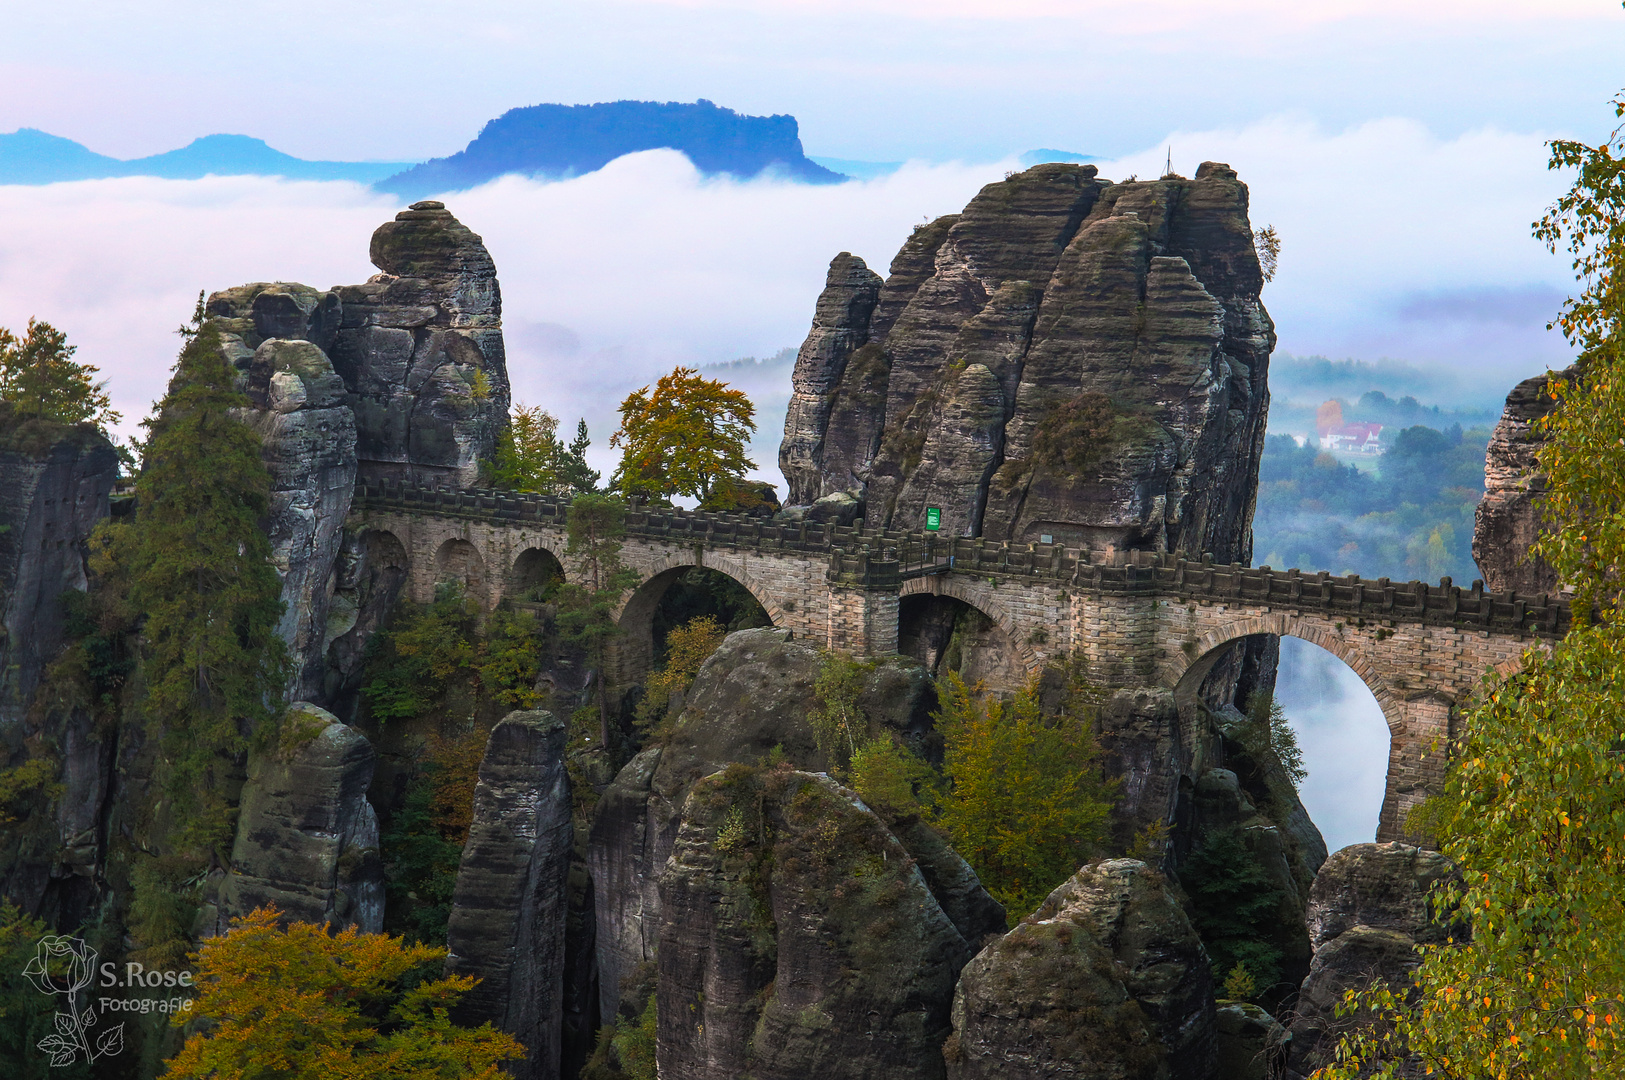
[826,584,900,658]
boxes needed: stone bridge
[347,479,1570,841]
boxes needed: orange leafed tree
[1315,398,1343,437]
[609,366,756,506]
[162,906,523,1080]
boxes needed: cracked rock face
[657,768,997,1080]
[446,710,574,1080]
[1472,363,1578,595]
[205,201,510,703]
[0,411,117,726]
[589,627,942,1025]
[1285,843,1460,1080]
[947,859,1216,1080]
[214,703,383,934]
[780,162,1272,564]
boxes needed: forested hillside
[1252,425,1491,584]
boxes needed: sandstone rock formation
[445,710,574,1080]
[237,338,358,700]
[0,407,118,725]
[780,162,1273,565]
[947,859,1216,1080]
[589,627,959,1028]
[214,703,384,933]
[0,413,119,925]
[658,767,994,1080]
[1472,363,1578,595]
[1213,1001,1286,1080]
[205,200,510,706]
[1285,843,1459,1079]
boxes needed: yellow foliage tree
[161,907,523,1080]
[933,672,1116,922]
[609,366,756,505]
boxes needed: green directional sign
[925,506,942,531]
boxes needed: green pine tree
[127,320,288,852]
[561,417,601,495]
[0,317,120,431]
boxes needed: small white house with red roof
[1320,421,1384,454]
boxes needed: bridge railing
[351,480,1569,637]
[829,542,1570,637]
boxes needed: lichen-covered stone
[947,859,1216,1080]
[780,162,1272,568]
[445,709,573,1080]
[237,338,357,701]
[590,628,966,1044]
[1285,843,1459,1079]
[216,703,383,933]
[658,767,981,1080]
[1472,363,1578,595]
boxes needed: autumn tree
[609,366,756,506]
[634,614,726,734]
[556,494,640,747]
[0,318,119,431]
[486,405,598,497]
[161,906,523,1079]
[1319,94,1625,1080]
[933,672,1116,922]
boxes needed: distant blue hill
[0,129,407,185]
[376,99,846,197]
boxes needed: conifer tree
[127,321,287,849]
[0,317,120,431]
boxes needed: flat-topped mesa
[780,161,1274,564]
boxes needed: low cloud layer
[0,117,1576,473]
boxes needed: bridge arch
[1169,613,1405,740]
[612,556,782,688]
[435,537,485,596]
[897,575,1038,688]
[510,545,565,600]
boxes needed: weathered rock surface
[215,703,384,933]
[781,162,1273,565]
[590,627,949,1031]
[1472,363,1578,595]
[237,338,358,700]
[1285,843,1459,1079]
[445,709,574,1080]
[781,254,884,504]
[205,201,509,706]
[658,767,995,1080]
[1213,1001,1286,1080]
[0,407,118,725]
[947,859,1216,1080]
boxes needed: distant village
[1315,399,1383,455]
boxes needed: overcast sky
[3,0,1620,846]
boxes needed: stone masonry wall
[346,491,1555,846]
